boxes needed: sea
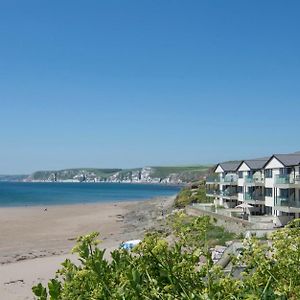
[0,182,181,207]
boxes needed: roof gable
[237,162,250,171]
[263,154,300,168]
[217,161,241,172]
[264,156,284,169]
[215,165,224,173]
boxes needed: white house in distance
[206,152,300,226]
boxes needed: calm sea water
[0,182,181,207]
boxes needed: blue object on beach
[120,239,141,250]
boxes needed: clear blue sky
[0,1,299,174]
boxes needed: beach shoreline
[0,195,176,299]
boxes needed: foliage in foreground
[33,216,300,300]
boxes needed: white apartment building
[264,154,300,226]
[237,159,268,216]
[206,153,300,226]
[206,161,241,209]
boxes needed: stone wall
[186,206,252,234]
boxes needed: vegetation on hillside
[150,166,210,179]
[30,169,122,181]
[28,165,211,183]
[174,181,210,208]
[169,213,235,247]
[32,216,300,299]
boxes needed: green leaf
[32,283,47,300]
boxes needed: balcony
[244,176,264,186]
[275,174,300,186]
[206,190,218,197]
[244,192,265,204]
[244,193,264,201]
[206,175,238,185]
[205,189,237,199]
[275,196,300,212]
[206,176,220,184]
[220,190,238,199]
[221,176,238,185]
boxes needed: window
[265,188,273,197]
[264,169,273,178]
[238,171,243,178]
[279,168,292,175]
[279,189,289,198]
[237,186,243,193]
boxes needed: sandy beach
[0,196,175,299]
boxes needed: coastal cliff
[25,166,210,184]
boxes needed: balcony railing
[220,190,238,197]
[206,176,219,183]
[221,176,238,184]
[244,176,264,185]
[206,190,218,196]
[206,175,238,184]
[244,193,264,201]
[205,190,237,198]
[275,174,300,185]
[276,196,300,208]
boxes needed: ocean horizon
[0,182,181,207]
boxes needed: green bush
[33,218,300,300]
[174,181,211,208]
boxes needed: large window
[279,168,292,175]
[238,171,243,178]
[264,169,273,178]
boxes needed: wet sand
[0,196,175,299]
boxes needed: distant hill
[29,168,122,181]
[25,166,210,184]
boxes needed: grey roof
[214,152,300,172]
[240,158,269,170]
[268,154,300,167]
[217,161,242,172]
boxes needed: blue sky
[0,1,299,174]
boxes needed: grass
[206,223,236,246]
[150,166,210,178]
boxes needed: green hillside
[28,165,211,183]
[30,168,122,181]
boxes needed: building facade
[206,153,300,226]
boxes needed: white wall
[264,157,284,169]
[238,162,250,172]
[265,196,274,207]
[265,169,279,188]
[215,165,224,173]
[238,192,243,201]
